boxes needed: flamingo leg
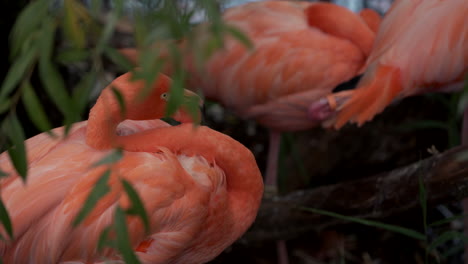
[277,240,290,264]
[264,130,290,264]
[461,106,468,263]
[265,130,281,193]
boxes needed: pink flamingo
[0,72,263,263]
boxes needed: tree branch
[243,146,468,242]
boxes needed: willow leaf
[114,207,141,264]
[73,170,111,226]
[21,81,54,133]
[121,179,150,233]
[4,115,28,180]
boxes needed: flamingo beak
[172,89,203,124]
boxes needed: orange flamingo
[0,72,263,263]
[309,0,468,129]
[308,0,467,262]
[121,0,381,193]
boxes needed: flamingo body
[311,0,468,128]
[189,1,380,131]
[0,73,263,264]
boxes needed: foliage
[0,0,250,262]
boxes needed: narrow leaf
[3,115,28,180]
[298,206,426,241]
[63,0,86,48]
[111,87,127,117]
[73,170,111,226]
[72,71,97,114]
[0,199,13,239]
[419,175,427,234]
[9,0,49,57]
[56,49,90,64]
[38,18,78,125]
[114,207,141,264]
[0,98,12,115]
[225,25,253,49]
[21,81,54,133]
[0,169,9,178]
[0,46,37,101]
[429,214,468,227]
[97,226,114,251]
[427,231,468,253]
[91,149,123,168]
[103,46,134,72]
[398,120,448,131]
[121,179,150,233]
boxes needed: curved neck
[86,74,171,150]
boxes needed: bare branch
[243,146,468,242]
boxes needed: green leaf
[73,170,111,226]
[0,98,12,115]
[166,73,184,117]
[63,0,87,49]
[429,213,468,227]
[38,60,77,123]
[457,74,468,115]
[103,46,135,72]
[427,230,468,253]
[90,0,103,17]
[56,49,90,64]
[21,81,54,134]
[418,175,427,234]
[114,207,142,264]
[72,71,98,114]
[225,25,253,50]
[38,17,57,61]
[298,206,426,241]
[442,243,465,258]
[38,18,78,125]
[0,46,37,101]
[95,6,120,55]
[111,86,127,117]
[165,46,185,117]
[91,149,123,168]
[398,120,448,132]
[121,179,150,233]
[3,115,28,180]
[0,198,13,239]
[97,226,114,252]
[0,169,9,178]
[9,0,49,57]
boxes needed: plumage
[309,0,468,129]
[0,72,263,264]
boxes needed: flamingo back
[188,1,376,131]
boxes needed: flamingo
[308,0,468,262]
[0,72,263,263]
[309,0,467,129]
[120,0,381,194]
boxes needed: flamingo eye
[160,93,169,101]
